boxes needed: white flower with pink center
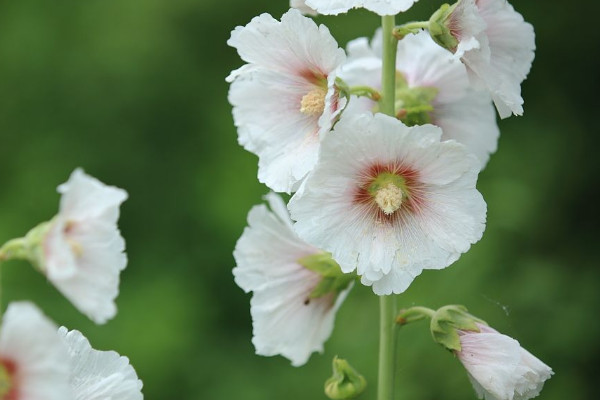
[444,0,535,118]
[288,113,486,295]
[305,0,418,16]
[457,323,553,400]
[227,9,346,193]
[0,302,72,400]
[233,193,352,366]
[58,328,143,400]
[340,30,499,168]
[42,168,128,324]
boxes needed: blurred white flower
[290,0,318,16]
[439,0,535,118]
[0,302,72,400]
[289,113,486,295]
[58,328,143,400]
[42,168,128,324]
[340,30,499,168]
[457,324,553,400]
[227,9,346,193]
[233,193,352,366]
[305,0,418,16]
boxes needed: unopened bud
[325,357,367,400]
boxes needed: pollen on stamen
[300,87,326,116]
[375,183,404,215]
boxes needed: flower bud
[428,3,459,52]
[430,305,486,351]
[324,357,367,400]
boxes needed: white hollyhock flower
[42,168,128,324]
[0,302,72,400]
[227,9,346,193]
[441,0,535,118]
[305,0,418,16]
[340,30,499,168]
[288,113,486,295]
[58,328,143,400]
[290,0,318,16]
[233,193,352,366]
[457,324,553,400]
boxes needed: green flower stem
[378,295,397,400]
[0,238,28,262]
[396,306,436,325]
[377,15,399,400]
[392,21,429,39]
[380,15,398,117]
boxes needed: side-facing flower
[340,30,499,168]
[288,113,486,295]
[43,168,128,324]
[58,328,143,400]
[227,9,346,193]
[0,302,72,400]
[305,0,418,16]
[233,193,352,366]
[458,324,553,400]
[429,0,535,118]
[430,305,553,400]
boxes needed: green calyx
[395,73,438,126]
[297,253,355,300]
[374,73,438,127]
[325,356,367,400]
[428,3,460,52]
[0,220,51,270]
[0,363,13,398]
[430,305,487,352]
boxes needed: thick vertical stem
[380,15,398,117]
[377,14,398,400]
[378,295,397,400]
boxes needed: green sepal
[325,356,367,400]
[430,305,487,352]
[428,3,460,52]
[298,253,355,299]
[395,84,438,126]
[0,220,51,270]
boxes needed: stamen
[300,87,326,116]
[375,183,404,215]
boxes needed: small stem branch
[348,85,381,101]
[393,21,430,39]
[396,306,436,325]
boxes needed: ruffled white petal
[227,10,345,192]
[452,0,535,118]
[290,0,318,16]
[289,113,486,295]
[58,328,143,400]
[233,193,351,366]
[305,0,418,16]
[0,302,72,400]
[458,324,553,400]
[43,169,128,324]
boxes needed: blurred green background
[0,0,597,399]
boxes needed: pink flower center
[0,359,18,400]
[353,162,425,225]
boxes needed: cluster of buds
[0,169,142,400]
